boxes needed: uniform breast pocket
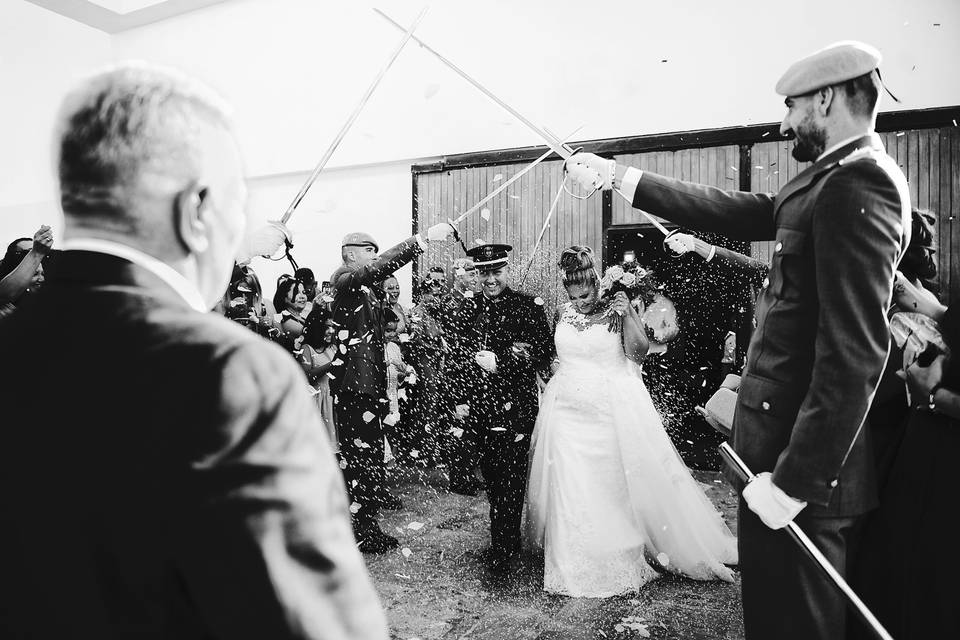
[768,228,809,300]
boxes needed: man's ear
[815,86,835,116]
[174,183,211,254]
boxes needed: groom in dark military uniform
[460,243,552,572]
[566,41,909,640]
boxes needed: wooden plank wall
[415,159,602,312]
[749,126,960,303]
[416,124,960,306]
[878,127,960,303]
[611,146,741,225]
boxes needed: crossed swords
[277,10,896,640]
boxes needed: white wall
[0,1,112,246]
[5,0,959,300]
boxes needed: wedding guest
[383,310,411,424]
[437,257,484,495]
[866,208,940,484]
[381,275,409,333]
[219,262,280,339]
[0,61,386,639]
[329,225,455,552]
[273,274,310,347]
[302,305,340,448]
[295,266,318,316]
[0,226,53,321]
[403,278,447,464]
[852,268,958,639]
[566,41,910,639]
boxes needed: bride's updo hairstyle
[558,245,599,289]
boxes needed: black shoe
[357,529,400,554]
[375,493,403,510]
[448,480,481,497]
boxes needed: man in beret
[329,224,455,553]
[0,62,388,639]
[458,243,552,573]
[567,41,910,639]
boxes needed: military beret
[341,231,379,253]
[775,40,882,97]
[465,243,512,270]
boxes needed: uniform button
[761,401,771,411]
[830,479,838,488]
[775,241,783,253]
[762,277,770,288]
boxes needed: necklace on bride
[563,298,611,331]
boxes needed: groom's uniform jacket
[0,251,387,639]
[460,287,552,435]
[625,134,910,517]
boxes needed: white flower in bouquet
[600,273,614,290]
[620,272,637,287]
[607,265,625,281]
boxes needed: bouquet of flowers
[598,261,658,305]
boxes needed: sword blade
[374,8,571,161]
[719,443,894,640]
[281,7,428,224]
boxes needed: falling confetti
[480,208,491,221]
[492,173,503,182]
[401,547,413,558]
[338,330,349,340]
[407,521,425,531]
[349,502,361,514]
[361,411,375,423]
[514,434,525,442]
[657,552,670,566]
[534,297,544,306]
[475,238,487,245]
[339,344,348,354]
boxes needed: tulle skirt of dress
[525,361,738,597]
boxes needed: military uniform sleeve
[629,171,778,241]
[494,296,552,378]
[711,245,769,289]
[333,236,423,293]
[172,340,388,640]
[771,161,905,506]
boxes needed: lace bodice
[555,303,629,375]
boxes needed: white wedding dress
[525,303,738,597]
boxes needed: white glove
[565,152,616,190]
[237,220,292,262]
[743,472,807,530]
[426,222,456,242]
[665,232,694,255]
[474,350,497,374]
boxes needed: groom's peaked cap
[466,243,511,271]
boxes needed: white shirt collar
[61,237,208,312]
[817,132,880,162]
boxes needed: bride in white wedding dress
[525,246,737,597]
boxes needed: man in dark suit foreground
[0,63,388,639]
[567,41,910,640]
